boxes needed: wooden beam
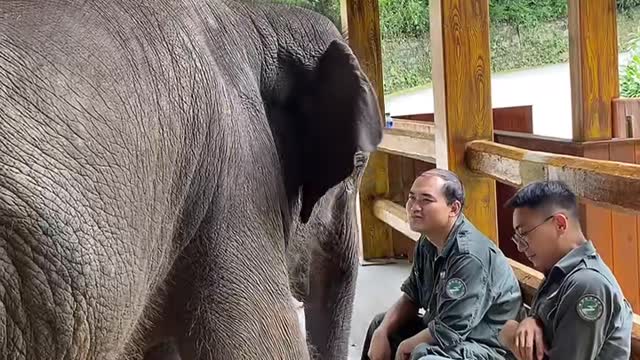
[387,119,436,135]
[372,199,420,241]
[465,140,640,214]
[378,128,436,164]
[508,258,543,305]
[430,0,498,241]
[340,0,393,260]
[569,0,619,141]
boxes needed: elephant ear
[298,40,382,222]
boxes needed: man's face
[406,175,458,234]
[512,207,567,273]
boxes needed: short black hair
[505,180,579,218]
[421,168,465,207]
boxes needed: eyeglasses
[511,215,555,251]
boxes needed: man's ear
[555,213,569,232]
[450,201,462,217]
[297,40,383,222]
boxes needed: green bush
[618,0,640,11]
[380,0,570,39]
[620,55,640,97]
[269,0,640,96]
[620,29,640,98]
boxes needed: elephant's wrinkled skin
[0,1,382,359]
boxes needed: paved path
[385,53,632,140]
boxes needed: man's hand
[513,317,547,360]
[394,332,427,360]
[499,320,519,351]
[368,329,392,360]
[394,337,419,360]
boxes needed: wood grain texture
[373,199,420,242]
[392,105,532,133]
[377,128,436,164]
[612,98,640,138]
[569,0,619,141]
[341,0,392,259]
[609,143,640,311]
[580,144,614,268]
[430,0,498,241]
[465,140,640,214]
[637,143,640,318]
[388,155,419,260]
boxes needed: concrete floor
[347,261,412,359]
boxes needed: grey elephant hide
[0,0,382,359]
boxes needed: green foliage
[618,0,640,11]
[382,35,431,92]
[379,0,429,38]
[620,55,640,98]
[379,0,570,39]
[269,0,341,27]
[620,28,640,98]
[267,0,640,96]
[489,0,566,25]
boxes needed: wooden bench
[509,259,640,359]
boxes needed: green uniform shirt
[530,240,633,360]
[401,214,522,359]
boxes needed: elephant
[0,0,382,359]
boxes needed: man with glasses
[361,169,522,360]
[499,180,633,360]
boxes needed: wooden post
[568,0,618,258]
[568,0,640,311]
[340,0,393,260]
[569,0,619,141]
[430,0,498,241]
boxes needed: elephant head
[253,4,383,224]
[244,4,384,357]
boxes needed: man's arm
[376,293,421,336]
[546,270,614,360]
[427,254,490,348]
[380,238,425,335]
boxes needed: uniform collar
[551,240,596,275]
[423,213,466,258]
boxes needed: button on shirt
[401,214,522,359]
[530,241,633,360]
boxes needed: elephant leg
[173,228,310,360]
[304,224,360,359]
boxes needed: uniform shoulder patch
[576,294,604,322]
[445,278,466,299]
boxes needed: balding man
[361,169,522,360]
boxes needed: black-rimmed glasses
[511,215,555,251]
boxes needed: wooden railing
[465,140,640,213]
